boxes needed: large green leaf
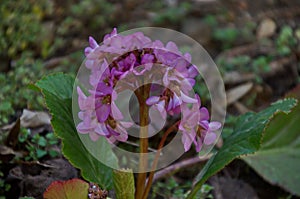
[187,98,297,198]
[36,73,117,189]
[242,95,300,196]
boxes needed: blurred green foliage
[57,0,114,36]
[151,177,213,199]
[0,53,45,124]
[204,15,256,50]
[0,171,11,196]
[216,24,300,85]
[0,50,82,125]
[0,0,53,58]
[276,26,297,56]
[18,128,60,161]
[152,2,191,25]
[213,27,239,49]
[217,55,271,83]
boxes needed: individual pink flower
[77,86,127,142]
[178,95,221,152]
[178,103,200,151]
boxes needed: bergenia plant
[78,28,220,152]
[36,27,297,199]
[76,28,221,198]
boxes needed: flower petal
[204,132,217,145]
[163,71,169,86]
[180,91,198,103]
[95,123,109,136]
[146,96,160,105]
[194,137,203,152]
[115,126,128,142]
[77,122,91,134]
[77,87,90,110]
[119,121,133,128]
[181,130,196,152]
[89,132,99,141]
[209,121,222,131]
[96,104,110,122]
[89,36,98,49]
[84,47,93,56]
[200,107,209,121]
[111,102,123,120]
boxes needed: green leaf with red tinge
[43,179,89,199]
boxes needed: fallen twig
[149,154,213,184]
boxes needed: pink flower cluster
[77,28,221,152]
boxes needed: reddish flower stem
[135,85,150,199]
[142,120,180,199]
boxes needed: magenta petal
[101,124,111,136]
[188,112,200,126]
[181,130,196,152]
[157,101,165,112]
[163,72,169,86]
[133,67,146,76]
[180,103,190,119]
[174,58,187,70]
[200,107,209,121]
[95,123,109,136]
[111,102,123,120]
[170,106,181,115]
[78,112,84,120]
[180,91,198,103]
[166,41,179,53]
[89,36,98,49]
[115,126,128,142]
[182,134,192,152]
[195,137,203,152]
[178,123,185,131]
[116,133,128,142]
[156,103,167,120]
[85,47,93,56]
[107,136,117,144]
[105,28,117,39]
[173,94,181,107]
[96,83,112,96]
[199,120,209,130]
[184,52,192,62]
[77,122,91,134]
[194,94,201,107]
[146,96,160,105]
[89,132,99,141]
[187,78,196,87]
[209,121,222,131]
[85,60,94,69]
[120,121,133,128]
[77,86,89,110]
[96,104,110,122]
[144,63,153,70]
[188,65,199,78]
[204,133,217,145]
[167,99,173,111]
[108,127,120,136]
[141,54,154,64]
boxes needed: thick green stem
[135,85,150,199]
